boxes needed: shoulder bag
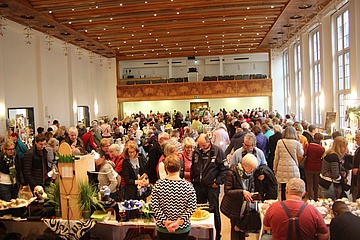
[282,139,297,164]
[237,200,261,233]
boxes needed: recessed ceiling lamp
[277,31,285,34]
[43,24,55,28]
[60,32,71,36]
[87,43,95,46]
[283,24,293,28]
[75,38,84,41]
[299,4,312,9]
[97,48,105,51]
[290,15,302,20]
[0,3,9,7]
[20,15,35,19]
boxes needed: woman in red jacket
[304,133,325,201]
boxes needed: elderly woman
[151,155,196,240]
[180,137,196,182]
[121,141,149,201]
[95,152,119,201]
[98,138,111,157]
[220,153,259,240]
[274,126,304,200]
[319,136,348,200]
[0,141,22,201]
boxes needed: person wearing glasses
[231,133,267,167]
[0,141,23,201]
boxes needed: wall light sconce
[287,96,291,108]
[94,101,99,115]
[300,94,305,109]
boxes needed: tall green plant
[78,181,105,212]
[45,180,61,209]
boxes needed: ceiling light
[139,40,142,42]
[48,11,52,13]
[69,22,72,24]
[177,12,179,14]
[154,13,157,16]
[167,32,170,34]
[119,3,123,6]
[247,7,250,10]
[179,48,182,50]
[89,19,92,22]
[299,4,312,9]
[149,33,152,35]
[110,17,113,20]
[72,9,75,11]
[290,15,302,20]
[156,39,158,41]
[124,41,126,43]
[20,15,35,19]
[202,21,205,23]
[85,30,88,32]
[244,18,247,20]
[132,34,134,36]
[103,28,106,30]
[271,6,274,8]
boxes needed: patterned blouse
[151,179,197,233]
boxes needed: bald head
[197,133,211,151]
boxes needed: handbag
[238,201,261,233]
[299,155,307,168]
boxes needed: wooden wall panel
[117,79,272,102]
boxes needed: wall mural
[117,79,272,102]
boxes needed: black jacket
[221,164,254,219]
[225,131,247,156]
[22,147,48,191]
[268,132,282,170]
[191,144,229,186]
[147,142,163,184]
[121,154,148,201]
[254,165,278,200]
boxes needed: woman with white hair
[211,122,230,152]
[221,154,259,240]
[45,138,59,169]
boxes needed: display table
[0,215,214,240]
[90,213,215,240]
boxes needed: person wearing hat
[9,133,27,159]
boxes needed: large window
[335,9,350,129]
[294,42,302,120]
[310,30,322,125]
[283,50,290,114]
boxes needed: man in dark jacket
[191,134,229,240]
[22,134,49,192]
[254,165,278,200]
[147,132,169,184]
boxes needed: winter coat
[221,164,254,219]
[22,147,49,191]
[98,160,119,193]
[254,165,278,200]
[274,139,303,183]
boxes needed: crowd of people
[0,107,360,240]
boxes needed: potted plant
[78,181,105,219]
[45,180,61,218]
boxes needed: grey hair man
[231,132,267,166]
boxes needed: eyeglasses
[185,146,194,149]
[5,148,15,151]
[243,143,254,147]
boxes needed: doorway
[8,107,35,135]
[190,102,209,112]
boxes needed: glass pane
[338,55,344,90]
[344,52,350,89]
[337,16,343,51]
[344,11,349,48]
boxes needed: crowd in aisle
[0,107,360,240]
